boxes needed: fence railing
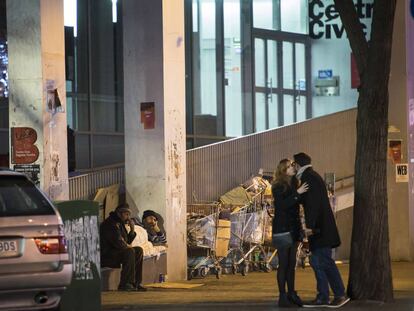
[68,164,125,200]
[68,109,357,203]
[187,109,357,203]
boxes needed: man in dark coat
[293,152,349,308]
[100,204,146,291]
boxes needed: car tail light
[34,236,68,254]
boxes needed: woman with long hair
[272,158,308,307]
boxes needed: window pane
[67,0,89,131]
[75,134,90,169]
[224,0,242,137]
[255,93,266,132]
[283,42,293,89]
[192,0,218,139]
[64,0,123,134]
[255,39,265,87]
[283,95,294,125]
[92,135,124,167]
[280,0,308,34]
[296,96,306,122]
[92,97,117,132]
[192,0,198,32]
[267,40,277,89]
[295,43,306,91]
[89,0,123,133]
[268,94,278,129]
[199,0,217,116]
[253,0,280,31]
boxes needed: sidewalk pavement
[102,262,414,311]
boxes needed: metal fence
[187,109,357,203]
[68,164,125,200]
[68,109,357,204]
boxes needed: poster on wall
[13,164,40,186]
[396,164,408,183]
[388,139,402,164]
[140,102,155,129]
[11,127,39,164]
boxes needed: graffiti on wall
[64,215,100,280]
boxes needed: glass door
[254,38,278,132]
[253,33,310,131]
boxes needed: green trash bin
[55,200,101,311]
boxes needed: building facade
[0,0,370,169]
[0,0,413,267]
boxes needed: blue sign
[318,70,333,79]
[297,79,306,91]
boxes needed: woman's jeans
[309,247,345,302]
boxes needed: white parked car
[0,170,72,310]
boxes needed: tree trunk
[334,0,397,302]
[348,83,393,302]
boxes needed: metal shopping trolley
[187,202,230,280]
[225,201,274,275]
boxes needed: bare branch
[333,0,369,81]
[366,0,397,86]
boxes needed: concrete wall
[407,0,414,261]
[387,0,410,260]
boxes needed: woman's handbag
[272,231,293,249]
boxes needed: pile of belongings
[128,225,167,258]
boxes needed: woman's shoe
[288,291,303,307]
[278,292,297,308]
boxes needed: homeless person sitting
[142,210,167,245]
[100,203,147,291]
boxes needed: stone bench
[101,252,167,291]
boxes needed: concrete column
[123,0,187,281]
[7,0,68,200]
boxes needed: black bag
[272,231,293,249]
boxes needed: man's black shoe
[136,284,147,292]
[302,298,330,308]
[287,291,303,307]
[278,293,296,308]
[118,283,137,291]
[327,296,350,308]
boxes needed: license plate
[0,240,19,258]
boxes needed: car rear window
[0,176,55,217]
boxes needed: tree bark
[334,0,397,302]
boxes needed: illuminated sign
[309,0,373,40]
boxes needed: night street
[102,262,414,311]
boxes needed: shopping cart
[187,202,230,280]
[225,201,274,275]
[226,203,249,275]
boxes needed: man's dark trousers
[309,247,345,302]
[103,246,143,287]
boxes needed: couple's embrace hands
[297,182,313,237]
[297,182,309,194]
